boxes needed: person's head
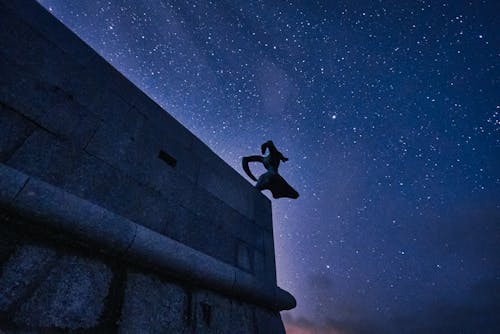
[262,140,279,155]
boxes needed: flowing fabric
[256,171,299,199]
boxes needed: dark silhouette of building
[0,1,295,332]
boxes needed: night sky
[37,1,499,333]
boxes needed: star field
[37,1,499,332]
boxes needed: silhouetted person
[242,140,299,199]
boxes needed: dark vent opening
[158,150,177,167]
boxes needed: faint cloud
[285,277,500,334]
[283,313,380,334]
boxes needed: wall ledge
[0,163,296,311]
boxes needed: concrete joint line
[122,224,138,258]
[13,176,30,201]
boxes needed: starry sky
[37,1,499,333]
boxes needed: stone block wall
[0,215,285,333]
[0,0,295,332]
[0,0,275,283]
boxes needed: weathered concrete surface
[255,308,288,334]
[0,0,277,276]
[193,290,256,334]
[0,245,57,312]
[119,272,189,334]
[0,104,36,162]
[14,255,112,329]
[0,217,287,333]
[0,164,295,312]
[0,164,28,202]
[10,170,138,256]
[0,0,293,332]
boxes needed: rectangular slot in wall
[158,150,177,167]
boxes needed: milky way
[37,1,499,332]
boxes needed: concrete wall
[0,0,274,282]
[0,212,285,333]
[0,0,294,332]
